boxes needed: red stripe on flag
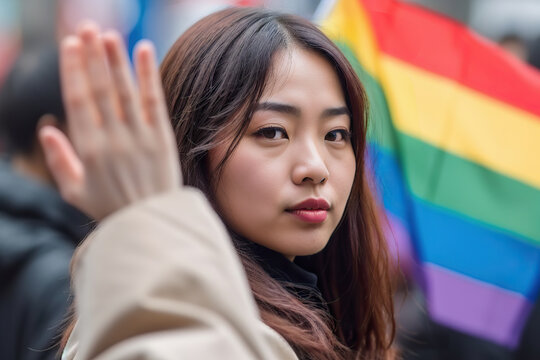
[362,0,540,118]
[234,0,263,6]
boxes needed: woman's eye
[254,127,288,140]
[325,129,351,142]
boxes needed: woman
[40,7,396,360]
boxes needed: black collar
[243,240,328,310]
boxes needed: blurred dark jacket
[0,159,91,360]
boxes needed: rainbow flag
[317,0,540,348]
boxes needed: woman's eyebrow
[321,106,350,118]
[255,102,300,117]
[256,102,350,119]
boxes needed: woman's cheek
[215,143,284,223]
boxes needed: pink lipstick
[286,198,330,224]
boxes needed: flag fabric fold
[318,0,540,348]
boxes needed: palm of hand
[39,22,181,221]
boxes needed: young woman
[40,7,396,360]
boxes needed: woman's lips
[286,198,330,223]
[287,209,328,223]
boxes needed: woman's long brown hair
[161,7,395,359]
[62,7,396,360]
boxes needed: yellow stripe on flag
[319,0,379,77]
[380,55,540,189]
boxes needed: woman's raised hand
[39,22,181,221]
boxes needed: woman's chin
[267,240,330,260]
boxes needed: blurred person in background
[527,35,540,70]
[0,47,90,360]
[497,33,529,62]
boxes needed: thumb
[39,125,85,205]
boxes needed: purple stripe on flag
[424,263,532,348]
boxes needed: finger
[60,36,100,145]
[77,21,120,130]
[39,126,85,207]
[134,41,170,129]
[102,30,145,129]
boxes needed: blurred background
[0,0,539,359]
[1,0,540,76]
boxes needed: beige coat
[62,188,298,360]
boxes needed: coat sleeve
[72,187,297,360]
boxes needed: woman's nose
[291,141,330,185]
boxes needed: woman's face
[209,48,356,260]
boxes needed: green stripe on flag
[400,134,540,245]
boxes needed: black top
[0,159,92,360]
[245,240,328,311]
